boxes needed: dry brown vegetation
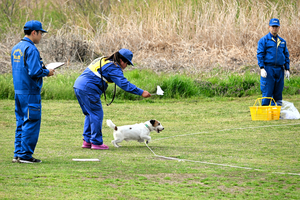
[1,0,300,75]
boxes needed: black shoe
[12,157,19,163]
[19,157,42,163]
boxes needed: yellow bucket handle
[253,97,278,106]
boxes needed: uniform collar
[267,32,279,40]
[22,37,34,45]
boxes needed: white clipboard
[46,62,65,70]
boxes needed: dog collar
[145,124,151,131]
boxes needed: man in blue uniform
[11,20,55,163]
[257,18,290,106]
[73,49,151,150]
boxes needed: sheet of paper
[156,85,164,95]
[150,86,164,96]
[46,62,65,70]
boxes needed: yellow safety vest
[88,57,113,83]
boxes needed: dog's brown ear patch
[115,126,118,131]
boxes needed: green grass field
[1,97,300,199]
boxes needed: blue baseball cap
[269,18,280,26]
[119,48,134,66]
[24,20,48,33]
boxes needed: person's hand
[47,69,55,77]
[285,70,290,80]
[261,68,267,78]
[142,90,151,98]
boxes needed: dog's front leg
[141,136,151,144]
[137,138,144,143]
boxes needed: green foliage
[104,69,163,101]
[41,73,80,100]
[283,78,300,95]
[0,74,14,99]
[1,70,300,100]
[201,72,261,97]
[161,75,199,98]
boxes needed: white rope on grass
[72,159,100,161]
[145,143,300,176]
[146,123,300,176]
[153,123,300,142]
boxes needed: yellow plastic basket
[249,97,281,121]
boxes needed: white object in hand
[156,85,164,95]
[46,62,65,70]
[261,68,267,78]
[150,86,164,96]
[285,70,290,80]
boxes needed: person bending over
[73,48,151,150]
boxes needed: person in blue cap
[73,49,151,150]
[257,18,290,106]
[11,20,55,163]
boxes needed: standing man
[11,20,55,163]
[257,18,290,106]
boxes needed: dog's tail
[106,119,118,131]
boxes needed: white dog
[106,119,164,147]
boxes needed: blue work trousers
[14,94,42,160]
[260,66,284,106]
[74,88,104,145]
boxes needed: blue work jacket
[73,58,143,96]
[11,37,49,94]
[257,32,290,70]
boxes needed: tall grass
[0,74,14,99]
[41,73,80,100]
[1,70,299,100]
[1,0,300,75]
